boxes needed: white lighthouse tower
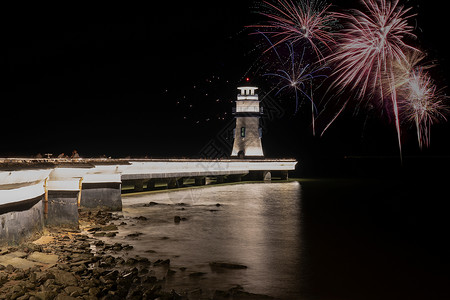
[231,86,264,158]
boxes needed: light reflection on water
[119,182,302,299]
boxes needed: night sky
[1,1,449,173]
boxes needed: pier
[0,157,296,245]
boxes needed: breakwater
[0,158,296,245]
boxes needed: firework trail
[264,43,328,135]
[325,0,419,157]
[329,0,417,98]
[251,0,448,153]
[251,0,337,60]
[395,60,448,149]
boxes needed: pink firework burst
[327,0,419,158]
[329,0,417,99]
[252,0,337,60]
[397,67,448,149]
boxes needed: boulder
[51,269,78,286]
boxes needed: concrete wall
[81,182,122,211]
[0,158,297,244]
[46,191,79,229]
[0,197,44,246]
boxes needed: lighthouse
[231,86,264,158]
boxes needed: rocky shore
[0,210,274,300]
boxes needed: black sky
[0,1,449,166]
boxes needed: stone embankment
[0,211,274,300]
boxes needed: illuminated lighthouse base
[231,117,264,157]
[231,86,264,158]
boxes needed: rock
[5,264,16,273]
[135,216,148,221]
[70,253,93,263]
[87,227,101,232]
[216,203,221,207]
[141,275,157,284]
[99,270,119,283]
[144,202,159,207]
[93,232,106,237]
[136,256,150,265]
[55,295,78,300]
[10,270,25,280]
[233,290,275,299]
[100,224,118,231]
[153,259,170,266]
[10,284,25,298]
[33,291,57,300]
[71,264,87,274]
[209,262,248,270]
[33,235,55,245]
[94,241,104,247]
[27,252,59,265]
[122,245,134,251]
[174,216,181,223]
[51,269,78,286]
[125,258,138,265]
[127,232,143,238]
[77,242,90,249]
[189,271,207,277]
[89,287,100,296]
[64,286,83,297]
[57,263,70,271]
[21,242,43,253]
[187,288,203,298]
[35,271,55,283]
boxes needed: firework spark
[252,0,336,60]
[329,0,417,98]
[251,0,448,153]
[264,43,328,135]
[325,0,419,157]
[397,66,448,149]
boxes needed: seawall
[0,158,297,245]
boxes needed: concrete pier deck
[0,157,297,244]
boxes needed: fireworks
[251,0,336,59]
[264,44,327,111]
[397,65,448,149]
[264,44,329,135]
[251,0,448,152]
[329,0,417,99]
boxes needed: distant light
[246,77,250,82]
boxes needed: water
[101,179,450,299]
[120,182,302,299]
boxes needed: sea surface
[105,178,450,299]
